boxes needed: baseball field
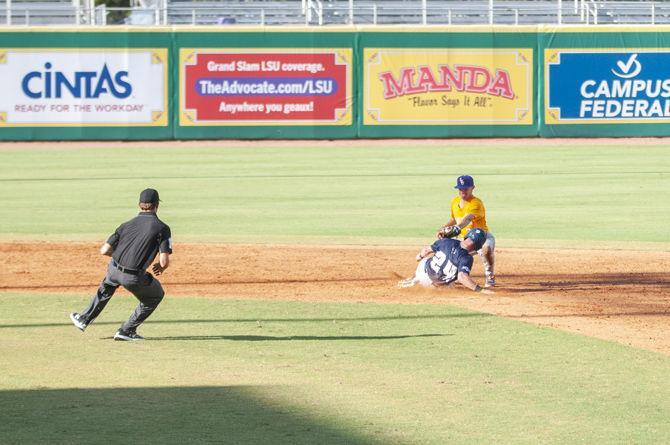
[1,139,669,444]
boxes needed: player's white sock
[480,252,495,279]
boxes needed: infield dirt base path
[1,242,669,355]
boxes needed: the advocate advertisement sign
[546,49,670,124]
[363,48,533,125]
[180,49,352,126]
[0,49,168,127]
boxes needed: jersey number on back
[429,252,458,282]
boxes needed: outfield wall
[1,25,670,140]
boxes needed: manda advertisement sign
[363,49,533,126]
[546,49,670,123]
[0,49,168,127]
[180,49,352,126]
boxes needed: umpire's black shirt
[107,212,172,271]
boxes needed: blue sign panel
[546,50,670,123]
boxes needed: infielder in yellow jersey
[437,175,496,288]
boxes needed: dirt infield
[2,242,669,354]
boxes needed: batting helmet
[465,228,487,250]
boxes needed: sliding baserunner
[399,228,493,294]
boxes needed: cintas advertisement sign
[180,49,352,126]
[0,49,168,127]
[546,49,670,123]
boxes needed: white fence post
[584,2,588,23]
[372,3,377,24]
[489,0,493,24]
[422,0,426,25]
[651,2,655,25]
[348,0,353,24]
[6,0,11,25]
[447,8,451,25]
[558,0,562,24]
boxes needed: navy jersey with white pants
[414,238,474,287]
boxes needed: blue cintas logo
[547,51,670,121]
[22,62,132,99]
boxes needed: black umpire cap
[139,188,160,204]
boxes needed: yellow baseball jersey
[450,196,488,237]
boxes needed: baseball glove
[437,225,460,239]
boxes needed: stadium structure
[1,0,669,26]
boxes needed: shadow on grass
[145,333,450,342]
[0,313,491,329]
[0,386,386,445]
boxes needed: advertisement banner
[180,49,352,126]
[363,48,533,125]
[0,48,168,127]
[546,49,670,124]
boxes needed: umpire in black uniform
[70,188,172,341]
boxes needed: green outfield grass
[0,143,668,245]
[2,142,670,444]
[1,293,669,444]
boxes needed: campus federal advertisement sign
[0,49,168,127]
[363,48,533,125]
[180,49,352,126]
[546,49,670,124]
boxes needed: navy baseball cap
[454,175,475,189]
[139,188,160,204]
[465,228,487,250]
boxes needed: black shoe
[114,330,145,341]
[69,313,88,332]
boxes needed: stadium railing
[1,0,670,26]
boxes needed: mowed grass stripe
[1,171,669,182]
[1,293,669,444]
[0,144,669,243]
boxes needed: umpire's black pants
[79,261,165,333]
